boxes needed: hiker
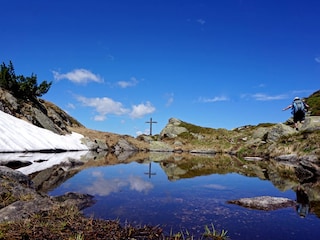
[283,97,309,130]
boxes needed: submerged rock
[227,196,295,210]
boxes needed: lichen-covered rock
[160,118,188,138]
[113,139,137,153]
[266,124,296,142]
[149,141,173,152]
[0,166,31,185]
[0,166,95,223]
[275,154,298,162]
[301,116,320,132]
[82,137,108,152]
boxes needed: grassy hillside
[306,90,320,116]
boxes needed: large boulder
[0,166,95,223]
[113,138,138,154]
[149,141,174,152]
[266,124,296,142]
[301,116,320,132]
[160,118,188,138]
[251,123,296,143]
[0,166,31,185]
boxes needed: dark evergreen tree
[0,61,18,92]
[0,60,52,99]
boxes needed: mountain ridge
[1,87,320,157]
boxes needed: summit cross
[145,117,157,136]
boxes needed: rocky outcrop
[81,137,108,152]
[301,116,320,132]
[0,166,94,223]
[149,141,174,152]
[0,88,83,135]
[248,123,296,144]
[160,118,188,138]
[265,124,296,142]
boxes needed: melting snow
[0,110,88,152]
[0,110,90,174]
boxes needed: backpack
[293,99,305,113]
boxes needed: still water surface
[50,161,320,239]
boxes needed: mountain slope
[0,87,83,135]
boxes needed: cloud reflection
[85,177,128,196]
[128,175,153,192]
[84,171,153,196]
[204,184,228,190]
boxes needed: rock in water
[227,196,295,210]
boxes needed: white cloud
[204,184,228,190]
[75,96,155,120]
[197,19,206,25]
[315,57,320,63]
[93,115,106,121]
[53,69,104,84]
[117,77,138,88]
[76,96,130,120]
[107,54,115,61]
[165,93,174,107]
[130,101,155,119]
[135,128,150,136]
[252,93,287,101]
[66,103,75,109]
[136,131,143,136]
[198,96,229,103]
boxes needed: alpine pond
[48,152,320,240]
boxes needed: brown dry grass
[68,126,150,150]
[0,206,165,240]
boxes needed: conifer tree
[0,60,52,99]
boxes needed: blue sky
[1,0,319,136]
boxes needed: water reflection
[295,186,310,218]
[0,151,93,175]
[84,170,154,196]
[144,162,156,178]
[46,152,320,239]
[2,151,320,239]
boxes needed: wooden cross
[145,117,157,136]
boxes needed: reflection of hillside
[30,164,80,192]
[159,154,268,181]
[25,151,320,218]
[157,153,320,218]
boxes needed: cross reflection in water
[144,162,156,178]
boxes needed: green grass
[203,224,229,240]
[306,90,320,116]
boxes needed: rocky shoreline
[1,115,320,223]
